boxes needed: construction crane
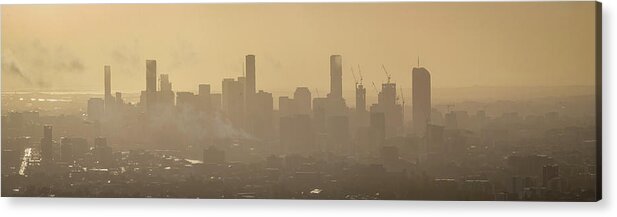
[371,81,379,94]
[381,64,392,84]
[351,67,358,86]
[357,64,364,85]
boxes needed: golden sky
[1,2,597,94]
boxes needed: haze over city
[2,2,595,94]
[1,2,599,201]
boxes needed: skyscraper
[280,114,314,155]
[329,55,342,99]
[199,84,211,96]
[356,84,366,112]
[210,93,222,112]
[278,96,295,117]
[176,92,197,111]
[369,112,386,148]
[198,84,211,112]
[352,83,369,140]
[41,125,53,163]
[159,74,175,108]
[379,83,396,106]
[104,65,113,112]
[369,81,403,138]
[412,67,431,135]
[87,98,104,121]
[160,74,171,92]
[115,92,123,106]
[294,87,311,115]
[146,60,157,111]
[222,77,245,128]
[245,55,257,136]
[327,115,350,152]
[253,90,274,140]
[312,97,328,133]
[245,55,256,98]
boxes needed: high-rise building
[253,90,274,140]
[245,55,256,100]
[312,97,328,133]
[159,74,175,108]
[379,83,397,106]
[160,74,172,92]
[353,83,369,135]
[222,77,245,128]
[412,67,431,135]
[87,98,104,121]
[370,81,403,138]
[199,84,211,96]
[176,92,197,111]
[210,93,222,112]
[280,114,314,155]
[198,84,211,112]
[369,112,386,148]
[41,125,53,163]
[294,87,311,115]
[329,55,342,99]
[327,115,350,152]
[146,60,157,111]
[115,92,123,105]
[104,65,113,112]
[356,84,366,112]
[279,96,295,117]
[244,55,257,136]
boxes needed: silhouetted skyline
[0,2,599,201]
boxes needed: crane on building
[357,64,364,85]
[371,81,379,94]
[381,64,392,84]
[351,67,358,87]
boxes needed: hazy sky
[1,2,597,94]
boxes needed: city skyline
[1,2,600,201]
[1,2,596,93]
